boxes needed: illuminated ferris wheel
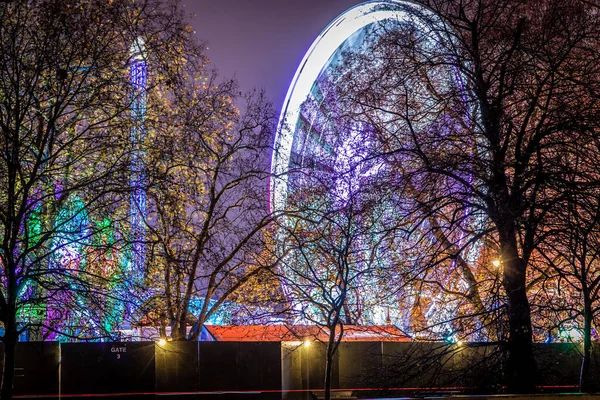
[272,1,483,334]
[271,0,453,212]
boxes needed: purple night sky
[181,0,361,114]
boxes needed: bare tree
[314,0,600,392]
[274,104,393,400]
[535,133,600,391]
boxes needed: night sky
[181,0,361,114]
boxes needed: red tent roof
[204,325,411,342]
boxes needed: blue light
[129,44,148,282]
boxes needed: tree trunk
[1,315,18,400]
[170,318,187,341]
[188,314,206,341]
[176,318,187,341]
[501,236,536,393]
[324,333,336,400]
[580,298,593,392]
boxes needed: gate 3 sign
[110,345,127,359]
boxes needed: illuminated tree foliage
[0,0,201,397]
[284,0,600,393]
[140,61,278,340]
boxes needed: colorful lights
[559,327,583,342]
[271,1,449,214]
[128,37,148,292]
[272,1,464,331]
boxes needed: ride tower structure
[127,37,148,312]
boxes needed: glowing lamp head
[492,259,501,268]
[158,338,167,346]
[303,339,312,348]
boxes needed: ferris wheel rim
[270,0,452,214]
